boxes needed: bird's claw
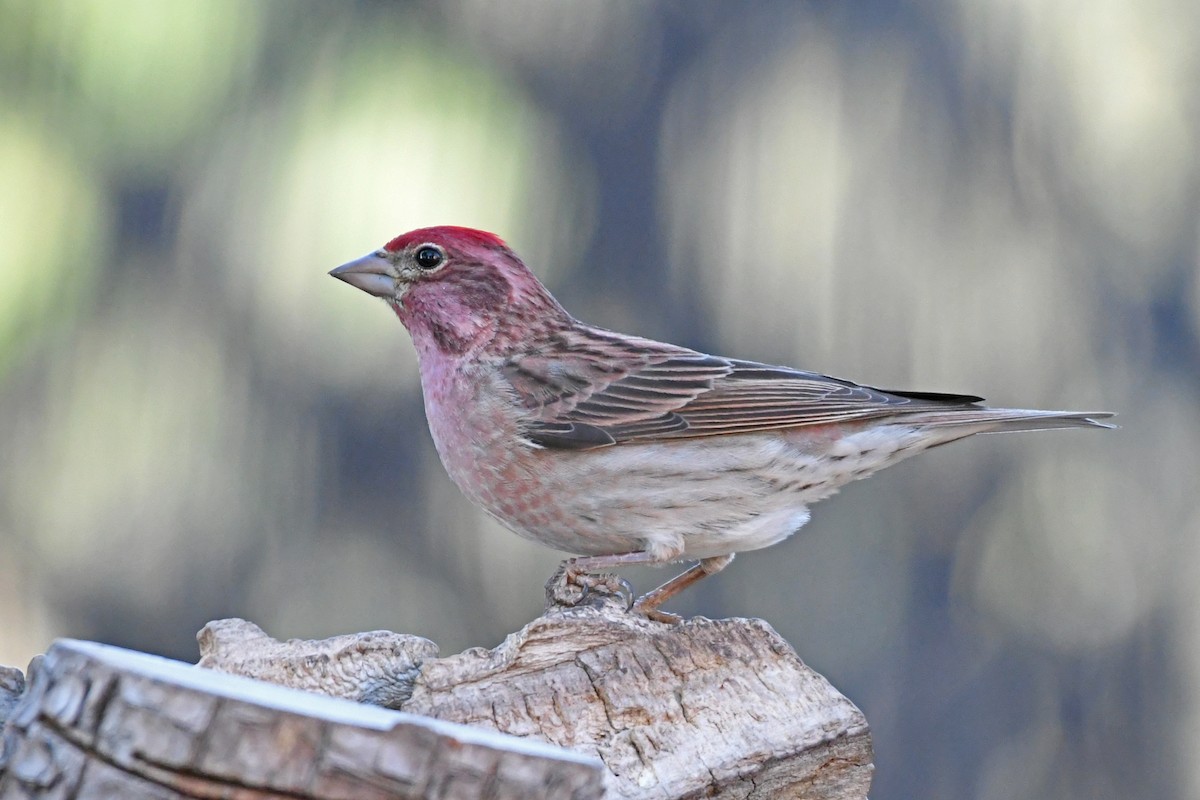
[631,596,683,624]
[544,562,635,612]
[578,573,635,611]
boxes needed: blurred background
[1,1,1196,797]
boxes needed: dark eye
[414,245,444,270]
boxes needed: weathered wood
[197,619,439,708]
[0,667,25,730]
[0,639,605,799]
[1,594,873,799]
[198,598,873,799]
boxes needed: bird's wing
[501,326,983,450]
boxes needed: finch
[331,226,1113,620]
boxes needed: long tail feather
[904,409,1116,433]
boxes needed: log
[1,593,873,799]
[0,640,604,799]
[195,590,873,799]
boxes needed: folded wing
[500,325,1027,450]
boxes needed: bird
[330,226,1113,621]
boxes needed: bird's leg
[632,554,735,624]
[546,552,662,611]
[568,552,664,609]
[546,552,735,622]
[568,551,665,571]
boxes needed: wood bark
[1,595,873,799]
[0,639,603,800]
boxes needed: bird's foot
[631,597,683,625]
[545,551,721,622]
[625,555,736,625]
[577,572,635,610]
[545,561,634,613]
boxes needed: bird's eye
[414,245,444,270]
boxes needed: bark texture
[1,598,873,799]
[198,599,873,799]
[0,639,603,799]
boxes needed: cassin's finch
[331,226,1112,620]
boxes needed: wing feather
[506,325,988,450]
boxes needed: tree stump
[1,596,873,799]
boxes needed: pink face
[331,226,568,360]
[377,228,518,358]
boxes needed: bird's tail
[903,408,1116,434]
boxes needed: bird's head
[331,226,567,358]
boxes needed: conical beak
[329,253,395,298]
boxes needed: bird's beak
[329,253,396,298]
